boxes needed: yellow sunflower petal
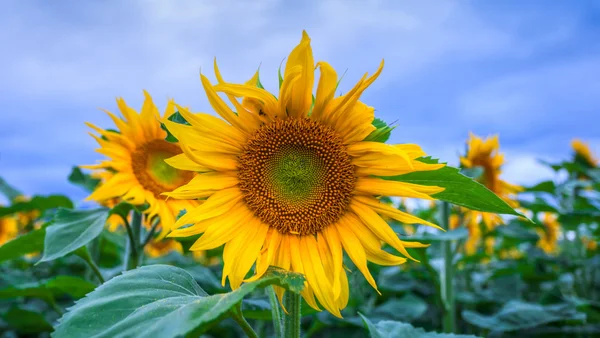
[281,30,314,118]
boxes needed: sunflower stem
[125,211,142,270]
[283,291,302,338]
[268,286,284,338]
[231,304,259,338]
[439,201,456,333]
[75,246,105,284]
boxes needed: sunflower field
[1,31,599,338]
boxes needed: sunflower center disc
[238,118,356,235]
[131,139,194,198]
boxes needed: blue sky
[1,0,599,204]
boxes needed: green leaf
[0,195,73,217]
[0,276,94,300]
[525,180,556,194]
[371,294,428,322]
[0,226,45,263]
[386,158,524,217]
[359,313,479,338]
[52,265,304,338]
[161,111,190,142]
[518,198,559,213]
[0,177,22,202]
[39,208,109,263]
[45,276,96,299]
[364,118,395,143]
[68,167,101,192]
[462,301,585,332]
[405,228,468,242]
[3,307,54,333]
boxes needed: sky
[1,0,599,204]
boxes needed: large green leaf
[39,208,109,263]
[386,158,523,217]
[52,265,304,338]
[462,301,585,332]
[0,195,73,217]
[0,226,46,263]
[3,307,54,333]
[359,313,479,338]
[68,167,101,192]
[0,177,22,202]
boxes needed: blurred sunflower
[582,236,598,252]
[460,134,522,230]
[163,31,446,316]
[499,248,523,260]
[464,217,481,255]
[82,92,198,238]
[536,213,560,254]
[572,139,598,168]
[13,195,40,230]
[144,238,183,258]
[0,215,18,246]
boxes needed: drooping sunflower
[460,134,522,230]
[0,214,18,246]
[163,31,446,316]
[536,213,560,254]
[571,139,598,168]
[82,92,198,237]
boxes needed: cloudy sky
[1,0,599,203]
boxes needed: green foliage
[3,307,54,333]
[52,265,304,338]
[161,111,189,142]
[67,167,101,192]
[462,301,586,332]
[39,208,109,263]
[0,195,73,217]
[0,276,95,300]
[359,313,480,338]
[365,118,395,143]
[387,157,524,217]
[0,226,46,263]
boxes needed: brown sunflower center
[131,139,194,198]
[238,118,356,235]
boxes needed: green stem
[141,219,160,249]
[76,247,105,284]
[46,296,64,316]
[440,201,456,333]
[283,291,302,338]
[268,286,284,338]
[231,304,259,338]
[125,211,142,270]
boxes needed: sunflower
[89,171,126,232]
[144,238,183,258]
[162,31,446,316]
[460,134,522,230]
[464,216,481,255]
[536,213,560,254]
[82,92,198,237]
[571,139,598,168]
[0,215,18,246]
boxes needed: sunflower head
[536,213,560,254]
[572,139,598,168]
[582,236,598,252]
[460,133,522,230]
[163,31,448,316]
[82,92,198,237]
